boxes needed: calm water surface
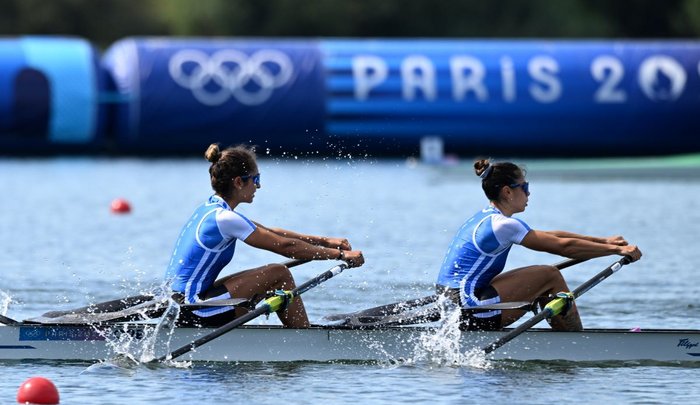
[1,157,699,404]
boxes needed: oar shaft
[553,257,588,271]
[571,257,628,297]
[292,264,347,296]
[282,258,312,268]
[159,263,348,362]
[483,257,631,354]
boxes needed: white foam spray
[85,287,191,369]
[406,295,492,369]
[0,290,12,316]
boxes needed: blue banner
[322,40,700,156]
[103,38,326,152]
[102,38,700,156]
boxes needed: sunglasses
[240,173,261,187]
[509,181,529,195]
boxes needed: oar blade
[26,297,169,324]
[343,306,441,327]
[333,301,532,327]
[38,294,157,319]
[323,295,439,321]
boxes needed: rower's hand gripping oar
[482,256,633,355]
[155,263,349,363]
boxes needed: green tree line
[1,0,699,48]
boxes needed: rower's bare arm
[544,231,629,246]
[253,222,352,250]
[244,227,364,267]
[522,230,642,261]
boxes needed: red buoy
[17,377,60,404]
[110,198,132,214]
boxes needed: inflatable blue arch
[2,36,700,156]
[0,37,106,153]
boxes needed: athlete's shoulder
[216,209,254,225]
[490,214,531,244]
[491,213,530,229]
[215,209,256,239]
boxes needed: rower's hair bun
[205,143,221,163]
[474,159,491,177]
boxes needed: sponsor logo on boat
[678,338,699,349]
[111,327,146,340]
[18,326,149,342]
[19,326,105,341]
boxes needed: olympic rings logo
[168,49,294,106]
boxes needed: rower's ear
[499,185,512,201]
[232,176,244,190]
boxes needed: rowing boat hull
[1,324,699,363]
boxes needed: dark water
[1,157,699,404]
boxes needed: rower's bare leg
[491,265,583,331]
[222,263,310,328]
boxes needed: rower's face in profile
[239,167,261,204]
[511,177,529,212]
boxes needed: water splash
[0,290,12,315]
[82,298,191,374]
[407,296,492,369]
[141,297,185,365]
[82,288,191,367]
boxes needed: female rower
[165,143,364,328]
[435,159,642,331]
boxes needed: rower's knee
[268,263,296,286]
[539,265,571,292]
[540,265,562,279]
